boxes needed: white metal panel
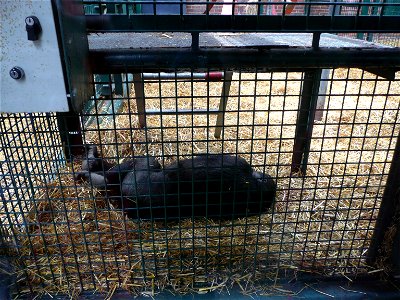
[0,0,69,112]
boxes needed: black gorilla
[75,145,276,221]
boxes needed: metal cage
[1,0,400,298]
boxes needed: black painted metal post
[56,112,84,161]
[214,71,233,139]
[290,69,322,175]
[314,69,330,121]
[291,33,322,175]
[191,32,199,52]
[114,74,124,96]
[133,73,146,128]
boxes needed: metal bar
[122,73,133,97]
[113,73,123,95]
[191,32,199,51]
[85,15,400,33]
[304,0,311,16]
[89,48,400,73]
[54,0,92,113]
[146,108,220,114]
[94,74,112,97]
[299,69,322,174]
[142,72,224,80]
[291,69,322,175]
[367,131,400,271]
[133,73,146,128]
[291,32,322,175]
[312,32,321,48]
[357,0,372,40]
[55,112,84,161]
[311,33,326,122]
[214,71,233,139]
[314,69,330,121]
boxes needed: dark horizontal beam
[146,109,220,114]
[86,15,400,33]
[89,48,400,73]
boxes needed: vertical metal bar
[214,71,233,138]
[291,33,322,174]
[122,73,133,98]
[312,32,321,49]
[304,0,311,16]
[334,0,343,15]
[357,0,370,40]
[133,73,146,128]
[299,68,322,174]
[94,74,112,98]
[290,69,322,175]
[56,112,84,160]
[367,131,400,270]
[191,32,200,52]
[314,69,331,121]
[113,73,123,95]
[366,0,379,42]
[328,0,335,16]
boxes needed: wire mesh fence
[82,0,400,33]
[82,0,400,16]
[337,32,400,47]
[1,67,400,296]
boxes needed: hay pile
[10,68,400,297]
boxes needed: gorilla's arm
[81,145,115,172]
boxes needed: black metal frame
[88,48,400,72]
[86,15,400,32]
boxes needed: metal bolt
[9,67,25,80]
[25,17,35,26]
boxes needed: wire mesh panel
[1,67,400,296]
[1,0,400,298]
[0,114,65,221]
[83,0,400,33]
[82,0,400,17]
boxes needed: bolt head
[9,67,25,80]
[25,17,35,26]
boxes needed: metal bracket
[53,0,93,112]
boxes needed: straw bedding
[8,68,400,297]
